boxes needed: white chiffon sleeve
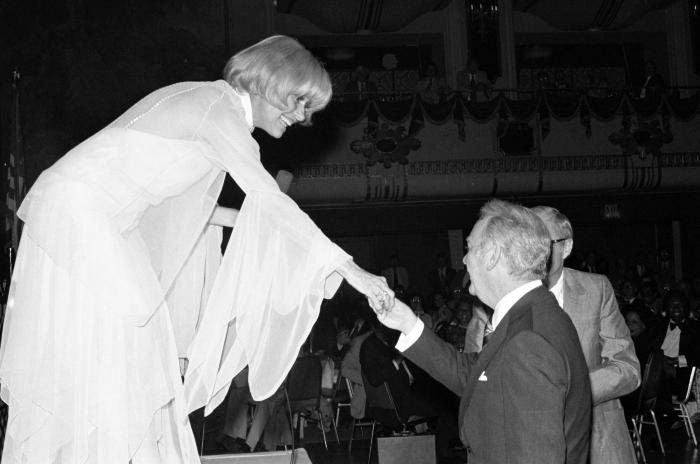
[183,86,351,413]
[185,190,350,413]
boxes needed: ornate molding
[292,152,700,179]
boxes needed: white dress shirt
[660,324,681,358]
[550,273,564,308]
[397,280,542,351]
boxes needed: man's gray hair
[531,206,573,242]
[476,199,550,280]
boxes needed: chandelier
[467,0,498,22]
[466,0,499,42]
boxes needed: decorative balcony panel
[285,91,700,205]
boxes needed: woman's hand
[337,260,395,315]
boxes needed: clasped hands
[337,260,418,335]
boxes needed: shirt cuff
[396,318,424,352]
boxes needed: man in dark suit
[533,206,640,464]
[658,290,700,409]
[376,199,591,463]
[359,320,435,423]
[427,252,456,295]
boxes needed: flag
[4,69,25,254]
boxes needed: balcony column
[498,0,517,94]
[445,0,469,88]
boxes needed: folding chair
[347,378,376,455]
[672,366,698,447]
[631,350,666,462]
[324,374,353,444]
[285,355,331,450]
[361,374,431,464]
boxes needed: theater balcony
[266,89,700,206]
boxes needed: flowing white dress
[0,80,350,463]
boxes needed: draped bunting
[327,91,700,138]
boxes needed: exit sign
[603,203,621,220]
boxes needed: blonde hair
[223,35,332,122]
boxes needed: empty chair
[285,355,331,450]
[672,366,698,447]
[630,350,666,463]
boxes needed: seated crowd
[212,218,699,459]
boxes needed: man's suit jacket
[405,285,591,464]
[562,268,640,464]
[428,266,456,293]
[360,333,414,419]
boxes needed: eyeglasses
[550,238,569,245]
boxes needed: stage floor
[201,417,700,464]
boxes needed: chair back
[344,376,355,398]
[362,374,403,428]
[636,350,665,414]
[331,374,352,403]
[681,366,697,404]
[286,355,323,411]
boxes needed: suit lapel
[563,268,589,320]
[462,314,510,404]
[461,288,541,407]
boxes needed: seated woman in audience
[431,292,453,334]
[437,297,474,352]
[409,294,433,330]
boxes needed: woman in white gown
[0,35,394,463]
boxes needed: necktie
[670,322,682,330]
[482,323,494,347]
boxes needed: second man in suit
[533,206,640,464]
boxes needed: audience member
[658,290,700,414]
[431,292,453,334]
[428,252,456,295]
[378,199,591,463]
[458,58,491,102]
[619,279,641,310]
[624,308,658,370]
[359,319,438,423]
[381,254,410,291]
[638,60,666,100]
[343,64,378,101]
[415,63,449,104]
[409,294,433,330]
[219,368,288,453]
[533,205,640,464]
[437,297,473,351]
[339,319,373,420]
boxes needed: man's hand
[377,299,419,335]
